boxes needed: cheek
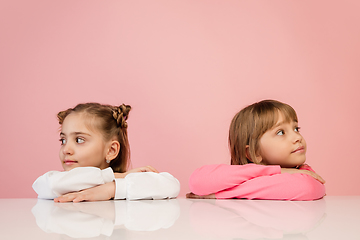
[259,139,276,155]
[59,148,63,159]
[86,147,104,160]
[259,141,286,161]
[261,146,277,159]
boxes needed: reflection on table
[1,196,359,240]
[188,198,326,240]
[32,199,180,238]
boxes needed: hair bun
[57,111,67,124]
[112,104,131,128]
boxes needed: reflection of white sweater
[32,167,180,200]
[31,199,180,238]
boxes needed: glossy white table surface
[0,196,359,240]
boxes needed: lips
[64,160,78,165]
[291,146,304,153]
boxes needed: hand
[298,163,311,170]
[114,165,159,178]
[281,168,326,184]
[54,182,116,203]
[186,192,216,199]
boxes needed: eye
[59,138,66,145]
[76,137,85,144]
[276,130,284,136]
[295,127,301,132]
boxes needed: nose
[62,142,74,155]
[293,132,303,143]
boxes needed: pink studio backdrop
[1,0,359,198]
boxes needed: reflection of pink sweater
[189,164,325,200]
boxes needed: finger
[186,193,195,198]
[55,194,76,203]
[54,196,66,203]
[138,166,158,173]
[309,172,326,184]
[146,165,159,173]
[61,196,76,203]
[140,166,152,172]
[298,164,306,169]
[316,175,326,184]
[73,195,88,203]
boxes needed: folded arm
[188,164,325,201]
[189,164,281,196]
[215,172,325,200]
[32,167,115,199]
[55,172,180,202]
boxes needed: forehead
[275,112,296,124]
[61,112,95,134]
[272,110,298,126]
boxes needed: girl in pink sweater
[187,100,325,200]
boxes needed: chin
[281,161,305,168]
[291,161,306,168]
[62,165,77,171]
[281,164,299,168]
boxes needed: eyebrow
[273,120,298,129]
[60,132,91,136]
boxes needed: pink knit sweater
[189,164,325,201]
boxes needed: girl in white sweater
[33,103,180,202]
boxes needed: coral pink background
[1,0,359,198]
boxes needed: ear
[245,145,263,164]
[105,140,120,162]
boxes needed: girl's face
[59,113,111,171]
[258,113,307,168]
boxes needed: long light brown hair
[57,102,131,172]
[229,100,298,165]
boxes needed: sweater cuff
[114,178,127,199]
[101,167,115,183]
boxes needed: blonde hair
[229,100,298,165]
[57,103,131,172]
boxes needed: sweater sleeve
[215,172,326,201]
[114,172,180,200]
[189,164,281,196]
[32,167,115,199]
